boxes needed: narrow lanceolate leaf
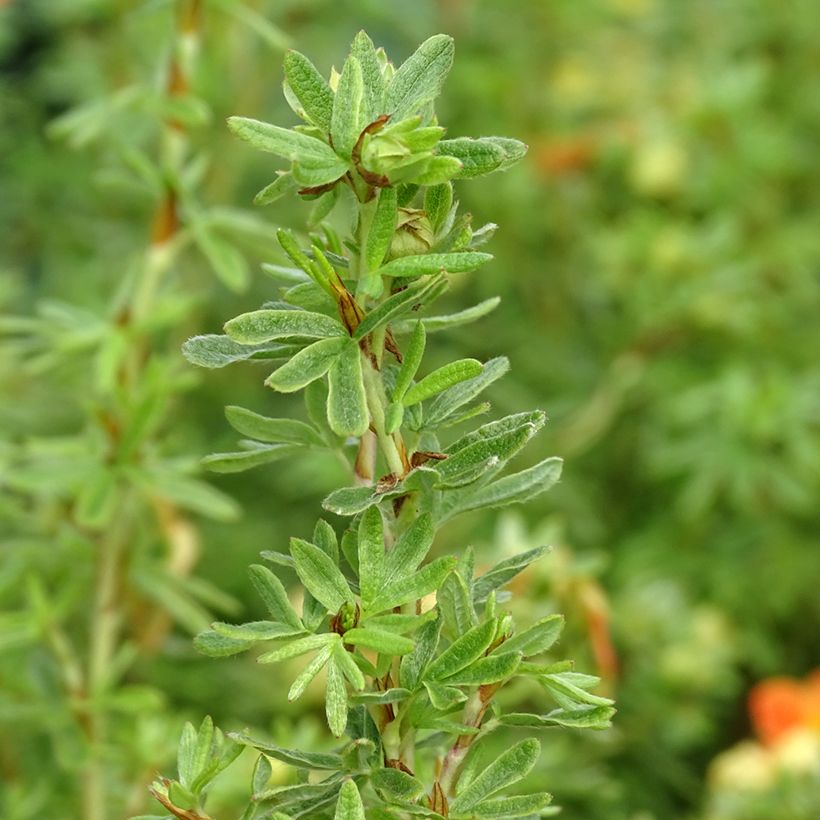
[363,186,398,275]
[211,620,301,642]
[424,182,453,234]
[331,54,364,159]
[501,705,615,730]
[413,155,463,185]
[334,779,364,820]
[288,643,332,701]
[393,321,426,401]
[290,538,353,613]
[327,342,369,437]
[400,612,442,691]
[367,556,456,614]
[484,136,529,170]
[230,732,343,770]
[248,564,303,630]
[332,639,366,690]
[437,571,477,637]
[385,34,455,120]
[426,619,497,681]
[351,31,384,122]
[343,628,414,655]
[455,457,563,516]
[182,334,294,368]
[500,614,564,657]
[436,137,505,177]
[383,512,434,584]
[357,506,384,604]
[283,50,334,131]
[325,657,348,737]
[541,671,614,708]
[472,546,549,603]
[447,411,546,454]
[353,276,444,342]
[424,356,510,427]
[349,688,410,705]
[266,336,348,393]
[441,651,521,686]
[257,632,333,664]
[449,739,541,814]
[403,359,483,407]
[202,444,301,474]
[416,296,501,333]
[227,117,342,166]
[193,629,254,658]
[472,792,553,818]
[378,251,492,279]
[224,309,345,344]
[371,768,426,803]
[225,406,323,447]
[254,172,298,205]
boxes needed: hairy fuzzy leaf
[327,341,369,437]
[288,643,332,701]
[332,640,366,690]
[254,172,298,205]
[334,779,364,819]
[435,137,506,178]
[424,182,453,234]
[202,443,301,473]
[363,186,397,281]
[404,359,483,407]
[441,651,521,686]
[342,627,414,655]
[211,620,301,642]
[193,629,254,658]
[357,506,384,604]
[351,31,384,122]
[471,792,553,818]
[424,356,510,427]
[331,55,364,159]
[385,34,454,120]
[266,336,348,392]
[225,406,323,446]
[290,538,353,613]
[383,512,435,585]
[182,334,297,368]
[426,618,496,681]
[499,614,564,657]
[472,546,548,603]
[224,309,345,344]
[399,612,442,691]
[371,768,425,802]
[248,564,303,631]
[227,116,342,166]
[367,556,456,614]
[500,705,615,730]
[353,276,444,342]
[378,251,492,279]
[449,739,540,813]
[326,657,348,737]
[231,731,343,770]
[283,50,334,131]
[257,632,334,664]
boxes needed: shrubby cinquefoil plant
[147,31,614,820]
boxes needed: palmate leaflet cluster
[147,31,614,820]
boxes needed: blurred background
[1,0,819,818]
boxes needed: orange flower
[749,671,820,745]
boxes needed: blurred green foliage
[1,0,819,818]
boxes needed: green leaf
[351,31,384,122]
[257,632,334,664]
[349,687,410,705]
[321,485,377,517]
[500,705,615,730]
[283,50,334,131]
[472,547,548,603]
[499,614,564,657]
[447,411,545,455]
[143,471,239,522]
[451,457,563,518]
[225,406,323,446]
[367,556,456,614]
[231,731,343,770]
[424,182,453,234]
[483,136,528,170]
[331,55,364,159]
[378,251,492,279]
[385,34,454,120]
[404,359,483,407]
[248,564,304,631]
[314,518,340,564]
[435,137,507,178]
[326,657,348,737]
[437,571,477,638]
[471,792,553,818]
[224,309,345,344]
[424,680,467,710]
[202,444,301,474]
[363,186,398,277]
[266,336,348,393]
[177,722,198,787]
[193,227,250,292]
[449,739,540,814]
[357,506,384,604]
[371,768,426,802]
[342,628,414,655]
[332,639,366,690]
[393,321,426,402]
[426,619,497,682]
[193,629,254,658]
[252,754,273,795]
[424,356,509,427]
[211,620,301,642]
[290,538,353,613]
[412,155,463,185]
[288,643,332,701]
[327,341,369,437]
[541,671,614,708]
[182,334,296,368]
[254,172,298,205]
[383,512,434,585]
[228,116,344,167]
[441,651,521,686]
[400,612,442,691]
[334,779,364,820]
[353,276,445,342]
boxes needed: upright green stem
[362,358,405,478]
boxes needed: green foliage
[145,30,609,820]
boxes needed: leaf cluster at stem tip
[154,30,614,820]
